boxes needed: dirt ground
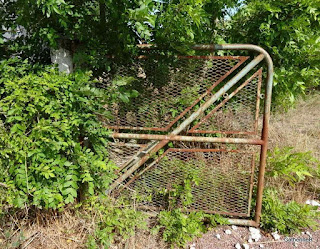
[191,224,320,249]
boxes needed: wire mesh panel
[189,69,262,136]
[127,148,256,216]
[104,56,248,131]
[108,142,147,171]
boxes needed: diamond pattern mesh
[103,56,248,130]
[108,142,146,170]
[127,149,256,216]
[189,69,262,135]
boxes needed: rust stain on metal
[111,133,265,145]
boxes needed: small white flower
[225,229,232,235]
[189,243,196,249]
[216,234,221,240]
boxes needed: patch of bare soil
[191,224,320,249]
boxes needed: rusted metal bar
[228,219,258,227]
[185,209,249,217]
[188,130,256,135]
[166,148,253,153]
[111,133,264,145]
[247,154,256,216]
[254,54,273,225]
[254,69,263,133]
[192,44,271,61]
[107,53,265,192]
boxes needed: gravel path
[190,225,320,249]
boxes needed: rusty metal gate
[104,44,273,227]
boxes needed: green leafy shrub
[229,0,320,107]
[107,76,139,104]
[266,147,319,186]
[260,147,320,234]
[155,209,228,248]
[260,188,319,234]
[84,196,147,249]
[0,59,116,210]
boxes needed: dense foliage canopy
[229,0,320,105]
[1,0,319,105]
[0,0,238,68]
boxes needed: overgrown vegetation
[0,58,116,211]
[155,209,228,248]
[260,146,320,234]
[229,0,320,107]
[151,163,229,248]
[84,196,147,249]
[266,147,319,186]
[0,0,239,72]
[260,188,319,234]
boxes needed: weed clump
[260,146,320,234]
[260,188,319,234]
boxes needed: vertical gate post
[193,44,274,226]
[254,49,274,225]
